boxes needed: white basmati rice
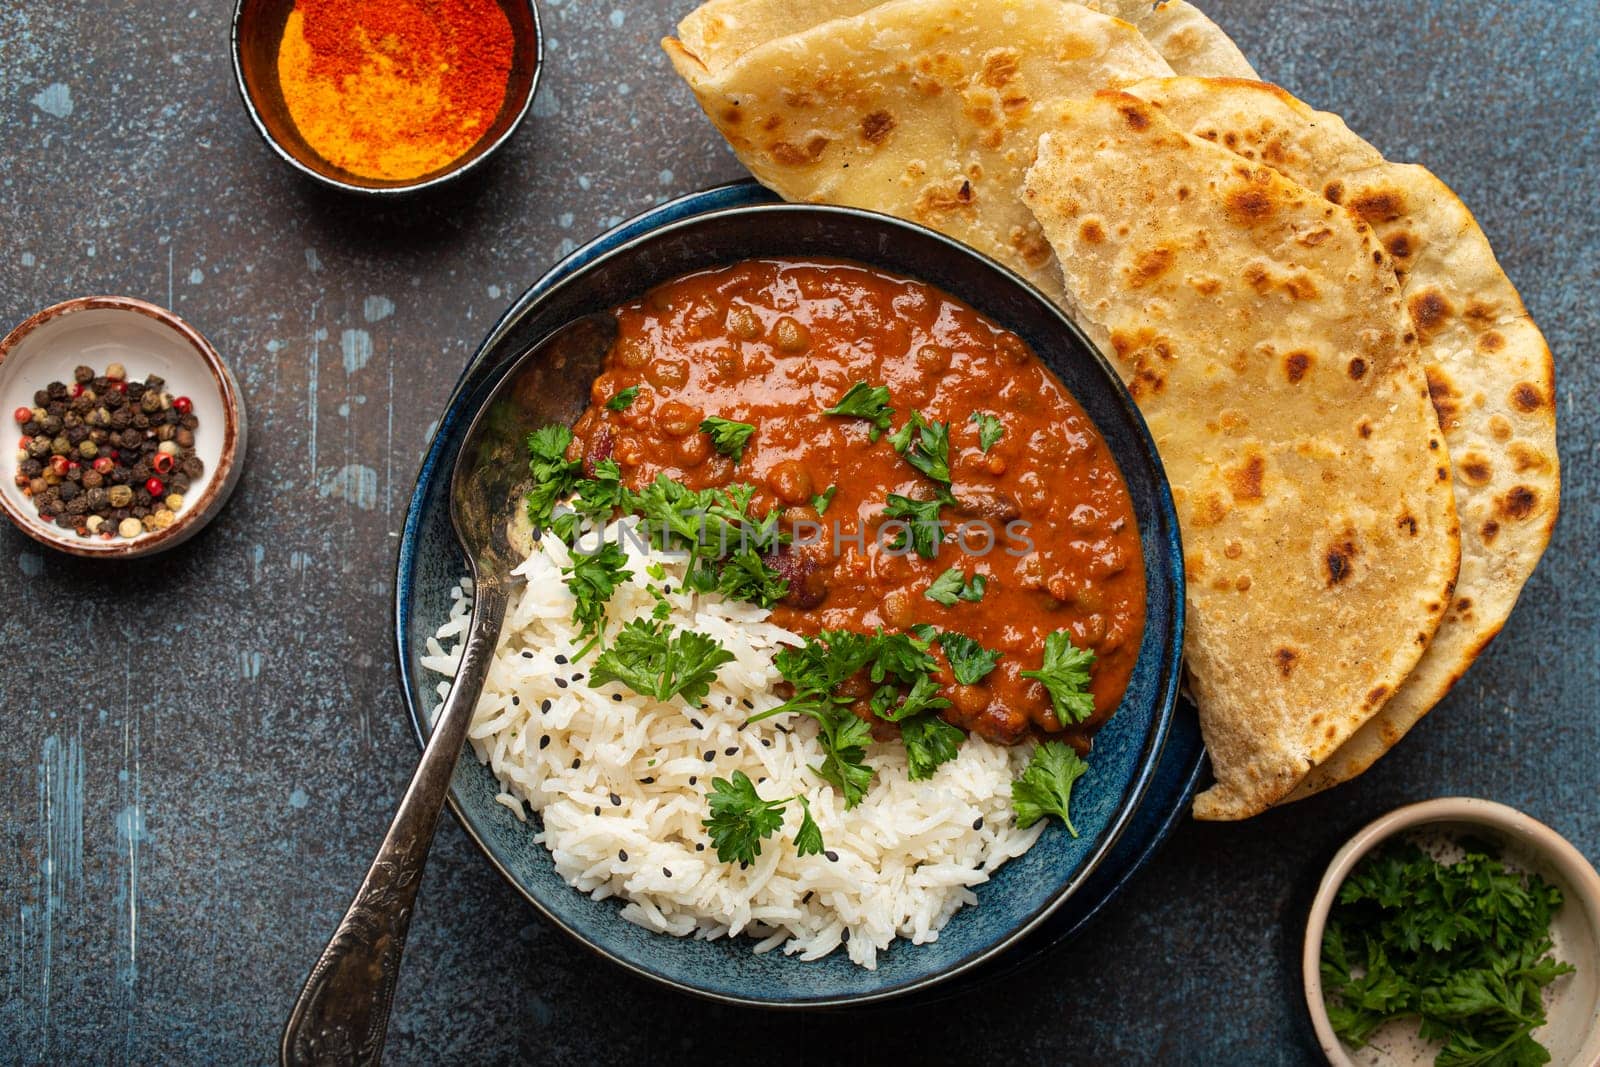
[424,513,1043,968]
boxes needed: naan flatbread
[1024,93,1462,820]
[674,0,1255,80]
[1081,1,1256,77]
[1117,78,1560,800]
[665,0,1173,301]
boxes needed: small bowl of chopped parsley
[1304,798,1600,1066]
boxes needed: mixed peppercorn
[12,363,203,539]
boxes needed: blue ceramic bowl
[396,190,1187,1006]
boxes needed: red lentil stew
[567,258,1146,748]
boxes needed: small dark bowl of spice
[232,0,543,194]
[0,297,246,558]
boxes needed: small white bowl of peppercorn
[0,296,246,558]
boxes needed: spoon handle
[280,586,509,1067]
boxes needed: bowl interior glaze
[396,200,1185,1006]
[232,0,541,193]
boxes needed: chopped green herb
[1322,841,1574,1064]
[702,771,827,865]
[935,631,1003,685]
[812,485,837,515]
[900,713,965,781]
[792,797,824,857]
[1021,631,1097,724]
[714,546,789,608]
[700,416,757,464]
[824,381,895,441]
[867,627,941,686]
[969,411,1006,452]
[606,385,641,411]
[1011,741,1089,834]
[589,618,734,706]
[869,674,951,723]
[884,493,946,559]
[888,411,951,484]
[561,541,633,651]
[525,424,583,527]
[810,707,875,808]
[924,566,986,607]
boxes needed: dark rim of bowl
[229,0,544,196]
[0,295,244,558]
[393,197,1186,1008]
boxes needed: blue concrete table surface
[1,1,1594,1063]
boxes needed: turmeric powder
[276,0,514,182]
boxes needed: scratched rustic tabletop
[2,1,1595,1063]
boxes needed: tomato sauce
[568,259,1145,747]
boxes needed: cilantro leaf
[884,493,945,558]
[702,771,787,865]
[561,541,633,648]
[888,411,951,484]
[969,411,1005,452]
[901,713,964,781]
[812,485,837,515]
[1021,631,1098,724]
[700,416,757,464]
[935,631,1003,685]
[588,618,734,705]
[824,381,894,441]
[924,566,985,607]
[525,424,584,527]
[606,385,641,411]
[1011,741,1089,834]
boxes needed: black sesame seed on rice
[593,806,601,816]
[690,718,703,730]
[640,777,655,785]
[541,699,552,713]
[824,850,839,862]
[554,677,569,689]
[612,693,623,702]
[760,738,772,747]
[688,776,697,786]
[739,861,749,871]
[801,891,813,904]
[572,672,584,681]
[618,849,628,862]
[571,757,581,769]
[972,817,984,831]
[662,867,671,878]
[695,842,705,851]
[703,750,715,762]
[555,654,568,665]
[609,792,622,806]
[724,746,738,756]
[520,651,534,659]
[539,735,550,750]
[741,698,753,710]
[841,929,850,944]
[510,695,519,706]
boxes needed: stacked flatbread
[664,0,1559,819]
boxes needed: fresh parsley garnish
[588,618,734,706]
[561,541,633,652]
[935,631,1003,685]
[969,411,1005,452]
[1021,631,1097,724]
[700,416,757,464]
[812,485,837,515]
[869,674,950,723]
[888,411,951,484]
[925,566,986,607]
[867,628,941,685]
[606,385,641,411]
[884,493,946,558]
[900,714,965,781]
[702,771,824,864]
[714,546,789,608]
[1322,841,1574,1063]
[525,425,583,527]
[1011,741,1089,834]
[811,709,876,808]
[824,381,894,441]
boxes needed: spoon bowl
[280,313,617,1066]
